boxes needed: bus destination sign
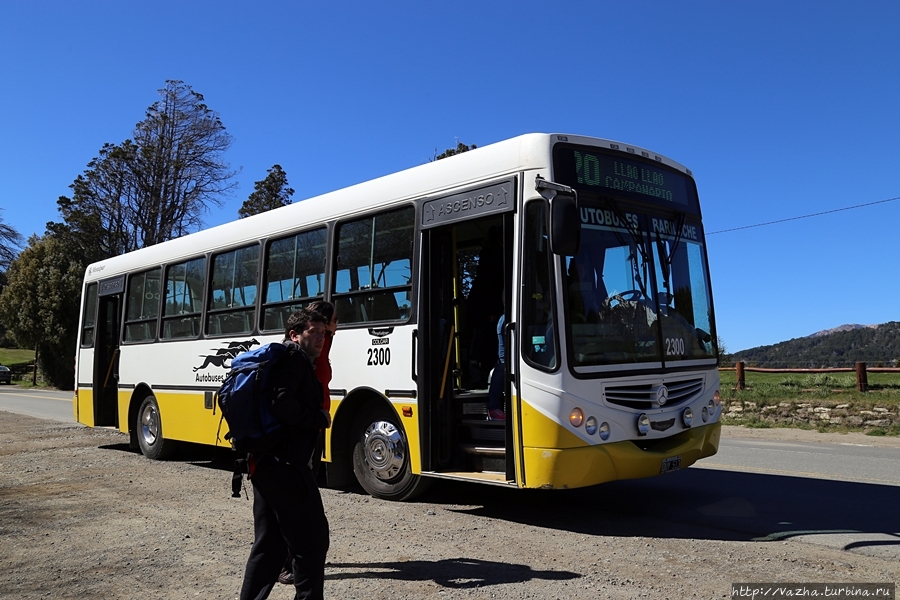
[553,145,697,212]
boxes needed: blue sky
[1,1,898,353]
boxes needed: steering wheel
[603,289,643,308]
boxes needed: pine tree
[431,141,477,161]
[238,165,294,218]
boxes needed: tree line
[0,81,470,388]
[0,81,295,387]
[731,322,900,368]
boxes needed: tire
[351,402,430,501]
[136,395,178,460]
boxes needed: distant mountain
[806,324,877,338]
[731,322,900,368]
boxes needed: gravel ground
[1,412,898,600]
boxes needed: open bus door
[418,179,516,483]
[93,276,123,427]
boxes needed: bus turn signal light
[569,408,584,428]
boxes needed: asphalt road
[702,436,900,487]
[2,385,898,560]
[0,386,73,421]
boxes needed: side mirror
[549,193,581,256]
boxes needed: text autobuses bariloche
[74,133,721,500]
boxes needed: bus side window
[124,268,161,343]
[522,201,557,370]
[332,206,414,325]
[206,244,259,336]
[161,257,206,340]
[261,227,327,332]
[334,296,359,324]
[365,290,401,321]
[81,282,99,348]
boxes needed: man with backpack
[278,300,337,586]
[239,308,332,600]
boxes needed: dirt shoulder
[1,412,898,600]
[722,424,900,448]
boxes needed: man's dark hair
[284,307,327,339]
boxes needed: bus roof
[82,133,691,281]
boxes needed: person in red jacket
[308,300,337,413]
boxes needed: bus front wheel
[351,402,430,501]
[136,395,178,460]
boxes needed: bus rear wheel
[351,402,430,501]
[136,395,178,460]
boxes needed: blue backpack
[216,342,291,453]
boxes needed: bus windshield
[562,203,715,369]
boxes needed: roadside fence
[720,362,900,393]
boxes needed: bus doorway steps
[460,419,504,442]
[460,398,505,444]
[459,443,506,474]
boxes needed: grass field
[0,348,35,367]
[719,369,900,436]
[720,369,900,397]
[0,348,37,386]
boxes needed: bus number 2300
[665,337,685,356]
[367,347,391,366]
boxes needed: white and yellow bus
[74,133,721,500]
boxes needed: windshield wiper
[654,212,686,297]
[598,197,653,298]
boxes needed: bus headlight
[637,413,650,436]
[585,416,598,435]
[599,421,611,441]
[708,398,717,419]
[701,406,710,422]
[569,408,584,428]
[682,407,693,428]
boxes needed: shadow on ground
[325,557,578,587]
[98,441,900,554]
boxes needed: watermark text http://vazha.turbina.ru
[732,583,895,599]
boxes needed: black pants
[239,456,329,600]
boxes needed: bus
[74,133,721,500]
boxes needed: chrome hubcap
[140,403,160,446]
[362,420,405,481]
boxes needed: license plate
[660,456,682,474]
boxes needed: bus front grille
[604,377,704,410]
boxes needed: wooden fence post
[856,362,868,392]
[735,361,745,390]
[32,344,38,386]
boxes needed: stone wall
[722,401,900,430]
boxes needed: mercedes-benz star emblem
[656,385,669,406]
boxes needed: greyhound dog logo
[193,338,259,372]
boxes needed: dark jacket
[268,340,329,467]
